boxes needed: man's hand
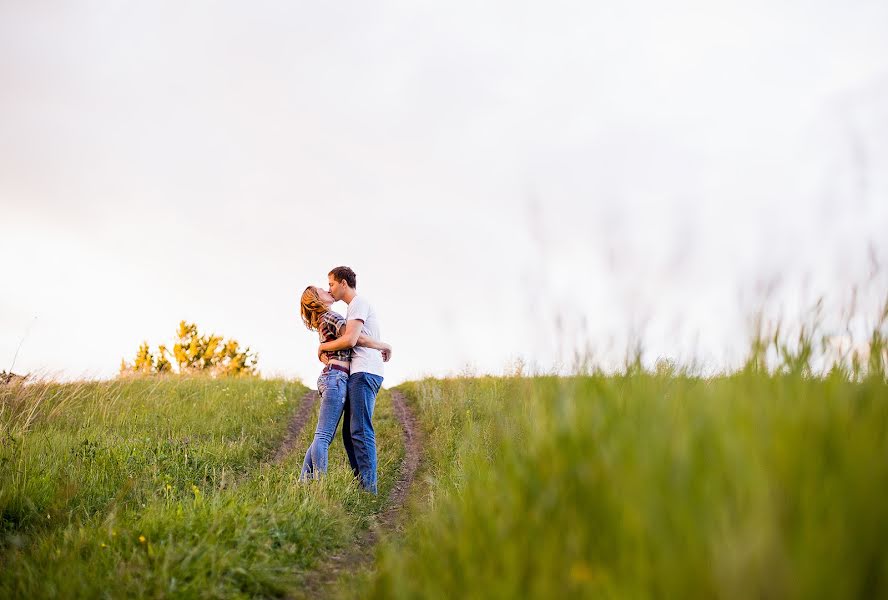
[318,347,329,364]
[381,343,392,362]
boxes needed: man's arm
[318,319,392,362]
[319,320,363,352]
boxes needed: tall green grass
[1,377,403,598]
[365,373,888,599]
[4,292,886,598]
[1,378,301,533]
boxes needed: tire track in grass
[272,390,319,464]
[378,390,422,530]
[296,389,423,597]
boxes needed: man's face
[328,274,346,301]
[316,287,335,306]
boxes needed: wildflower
[100,543,107,548]
[139,535,146,544]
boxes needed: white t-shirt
[346,294,384,377]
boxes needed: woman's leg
[300,376,326,480]
[307,370,348,476]
[300,442,316,479]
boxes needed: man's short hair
[329,266,357,289]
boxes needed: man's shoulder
[347,295,373,317]
[350,294,372,306]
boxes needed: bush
[120,321,258,377]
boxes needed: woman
[298,285,390,480]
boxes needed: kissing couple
[298,266,391,494]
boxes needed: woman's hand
[355,334,392,362]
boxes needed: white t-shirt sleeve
[347,296,370,323]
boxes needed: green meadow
[364,373,888,599]
[2,364,887,597]
[0,378,402,598]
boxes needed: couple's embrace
[298,266,391,494]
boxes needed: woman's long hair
[300,286,328,331]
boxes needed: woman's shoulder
[322,310,345,325]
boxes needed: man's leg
[341,391,359,477]
[347,372,383,494]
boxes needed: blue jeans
[300,369,348,479]
[341,372,383,494]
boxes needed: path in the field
[295,389,423,598]
[272,390,319,464]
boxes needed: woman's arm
[357,335,392,361]
[356,334,387,351]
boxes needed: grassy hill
[3,372,887,598]
[0,378,402,598]
[363,374,888,599]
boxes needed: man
[318,266,388,494]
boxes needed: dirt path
[296,389,423,597]
[272,390,319,464]
[376,390,422,532]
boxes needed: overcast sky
[2,0,887,386]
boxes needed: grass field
[0,377,403,598]
[363,374,888,599]
[2,367,887,598]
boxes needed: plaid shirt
[319,311,351,363]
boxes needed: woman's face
[316,287,335,307]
